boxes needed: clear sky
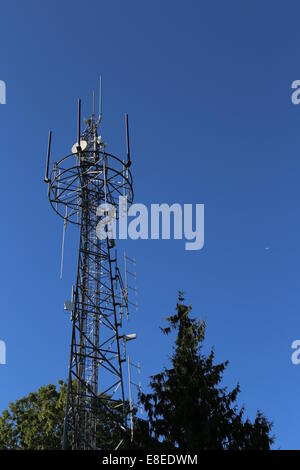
[0,0,300,449]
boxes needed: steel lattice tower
[44,84,135,449]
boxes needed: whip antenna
[44,130,52,183]
[77,98,81,150]
[98,75,102,123]
[125,113,131,168]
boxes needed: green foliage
[0,293,274,450]
[0,381,67,449]
[0,381,126,450]
[139,294,274,450]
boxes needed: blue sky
[0,0,300,449]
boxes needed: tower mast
[45,80,135,449]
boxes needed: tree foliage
[139,294,274,449]
[0,381,66,449]
[0,381,126,450]
[0,294,274,450]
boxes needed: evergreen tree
[140,293,274,449]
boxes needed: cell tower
[44,78,137,450]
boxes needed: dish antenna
[71,140,87,154]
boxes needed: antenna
[127,355,134,443]
[55,168,60,212]
[125,113,131,168]
[137,361,143,414]
[124,251,129,319]
[127,356,143,432]
[98,75,102,123]
[60,206,68,279]
[124,252,138,316]
[103,155,107,205]
[77,98,81,151]
[92,90,95,122]
[44,130,52,183]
